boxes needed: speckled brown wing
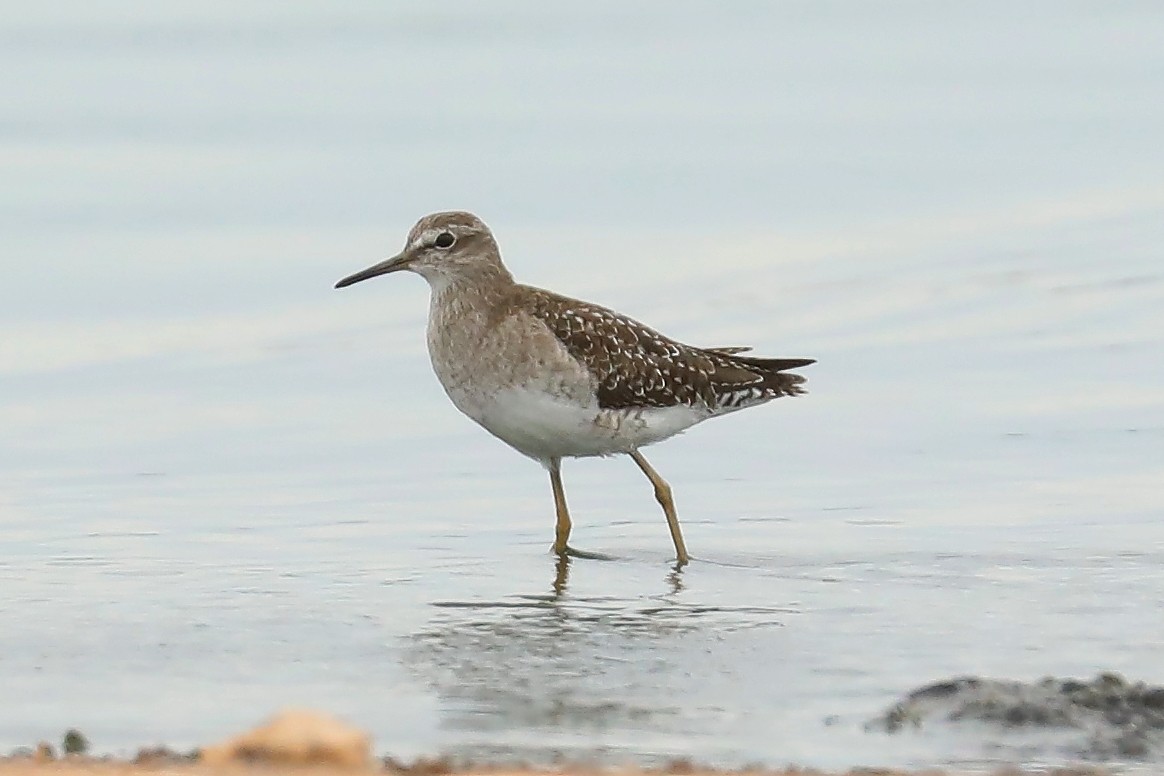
[522,287,814,412]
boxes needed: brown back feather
[521,287,813,411]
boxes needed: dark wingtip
[730,355,816,372]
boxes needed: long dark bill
[334,252,411,289]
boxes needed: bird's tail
[702,350,815,406]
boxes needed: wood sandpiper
[335,211,814,566]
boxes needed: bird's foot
[554,545,617,561]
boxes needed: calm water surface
[2,3,1163,771]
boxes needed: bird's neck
[426,264,516,347]
[428,262,513,304]
[421,260,513,298]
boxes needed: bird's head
[335,211,510,291]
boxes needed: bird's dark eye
[433,231,456,249]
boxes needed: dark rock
[910,678,975,700]
[133,746,198,764]
[868,673,1164,762]
[62,728,88,756]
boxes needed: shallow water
[2,2,1164,771]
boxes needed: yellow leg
[630,450,689,566]
[548,457,571,556]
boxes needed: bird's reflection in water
[551,553,570,598]
[551,553,685,599]
[407,555,789,765]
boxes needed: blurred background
[1,1,1162,770]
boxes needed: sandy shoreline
[0,761,1123,776]
[0,762,1123,776]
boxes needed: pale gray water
[2,2,1163,771]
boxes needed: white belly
[423,291,710,463]
[455,385,709,463]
